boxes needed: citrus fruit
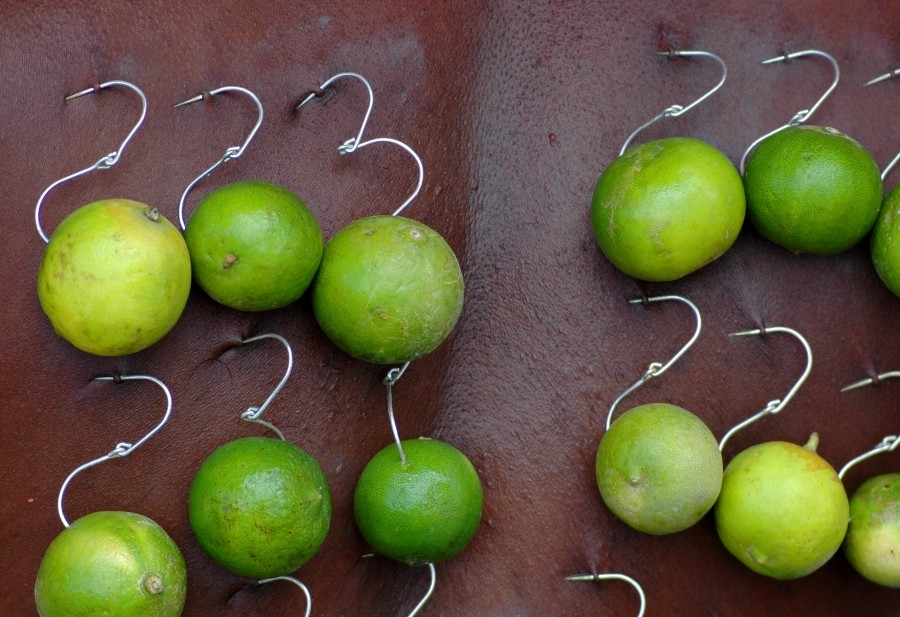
[354,438,483,566]
[590,137,745,281]
[714,433,850,579]
[843,473,900,587]
[595,402,723,534]
[35,510,186,617]
[311,215,464,364]
[37,198,191,356]
[870,184,900,298]
[183,180,323,311]
[743,125,883,254]
[188,436,331,578]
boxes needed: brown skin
[6,1,900,615]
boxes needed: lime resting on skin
[870,184,900,298]
[843,473,900,588]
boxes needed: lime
[843,473,900,587]
[311,215,464,364]
[595,402,723,534]
[871,184,900,297]
[714,434,850,579]
[188,436,331,578]
[35,510,186,617]
[743,125,883,254]
[37,199,191,356]
[590,137,745,281]
[184,180,323,311]
[354,438,483,565]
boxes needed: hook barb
[567,572,646,617]
[864,67,900,87]
[840,370,900,393]
[177,85,264,230]
[718,326,813,451]
[619,49,727,155]
[36,80,148,243]
[740,49,840,174]
[57,374,173,528]
[605,295,701,430]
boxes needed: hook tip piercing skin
[174,92,206,108]
[64,85,99,101]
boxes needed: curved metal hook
[619,50,727,155]
[175,86,265,230]
[257,576,312,617]
[718,326,813,452]
[566,572,646,617]
[839,370,900,479]
[605,295,702,430]
[236,333,292,440]
[863,68,900,181]
[406,563,437,617]
[35,80,148,243]
[57,374,173,528]
[295,72,424,216]
[384,362,412,465]
[740,49,841,174]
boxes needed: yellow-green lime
[35,510,186,617]
[743,125,883,254]
[591,137,745,281]
[312,215,464,364]
[714,434,849,579]
[184,180,323,311]
[595,402,723,534]
[37,199,191,356]
[188,436,331,578]
[871,184,900,298]
[843,473,900,588]
[354,438,483,566]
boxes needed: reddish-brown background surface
[2,1,899,615]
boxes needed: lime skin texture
[312,215,464,364]
[714,438,850,580]
[595,402,723,534]
[843,473,900,588]
[184,180,323,311]
[591,137,746,282]
[353,438,483,566]
[871,184,900,298]
[37,198,191,356]
[35,510,187,617]
[188,436,332,579]
[743,125,883,255]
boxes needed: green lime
[714,434,850,579]
[595,402,723,534]
[311,215,464,364]
[188,436,331,578]
[871,184,900,297]
[184,180,323,311]
[37,199,191,356]
[743,125,883,254]
[591,137,745,281]
[843,473,900,588]
[354,438,483,565]
[35,510,186,617]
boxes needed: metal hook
[405,563,437,617]
[839,370,900,479]
[605,295,702,430]
[863,68,900,181]
[739,49,841,174]
[384,362,412,465]
[566,572,647,617]
[295,72,424,216]
[257,576,312,617]
[236,333,292,440]
[57,374,173,528]
[175,86,265,230]
[619,50,727,155]
[35,80,148,243]
[718,326,813,452]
